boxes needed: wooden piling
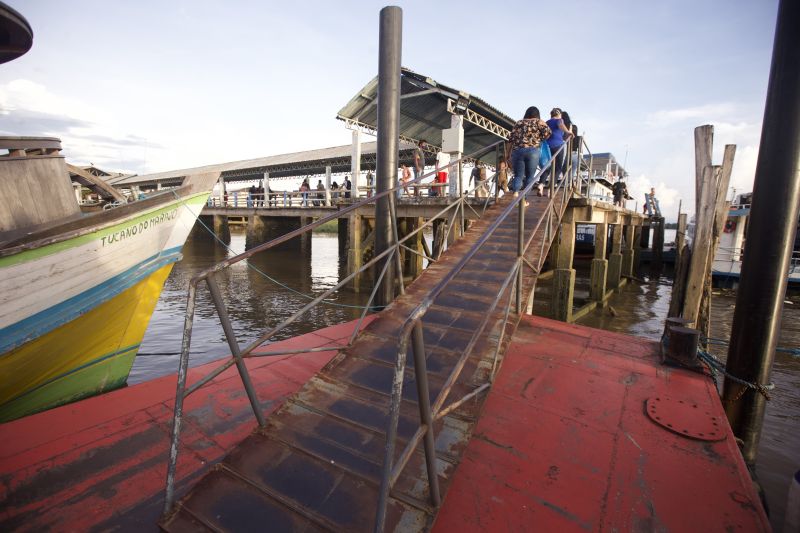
[346,214,363,291]
[622,224,635,277]
[608,223,623,289]
[590,222,608,301]
[551,222,576,321]
[212,214,231,244]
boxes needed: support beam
[553,269,576,322]
[347,214,363,291]
[632,225,643,274]
[245,215,267,250]
[590,222,608,302]
[373,7,401,307]
[607,223,623,289]
[212,215,230,244]
[351,129,362,198]
[622,225,635,277]
[442,114,465,198]
[324,166,332,206]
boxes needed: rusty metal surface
[161,189,571,532]
[434,316,770,532]
[645,396,727,441]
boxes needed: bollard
[661,317,701,368]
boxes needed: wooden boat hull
[0,191,210,422]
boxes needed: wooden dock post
[651,216,665,266]
[607,223,623,289]
[212,214,230,244]
[338,217,348,254]
[632,225,643,274]
[621,224,635,278]
[590,222,608,301]
[300,216,313,256]
[347,214,363,291]
[675,213,687,266]
[245,215,267,250]
[552,221,576,322]
[401,217,424,278]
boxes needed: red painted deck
[433,315,770,532]
[1,315,769,532]
[0,319,370,531]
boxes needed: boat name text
[101,209,178,246]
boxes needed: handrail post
[515,197,524,313]
[374,335,409,533]
[389,192,405,294]
[549,151,556,197]
[411,323,442,506]
[206,274,266,427]
[163,283,198,516]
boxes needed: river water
[132,226,798,531]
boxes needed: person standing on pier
[400,163,411,197]
[612,178,628,207]
[315,180,324,206]
[366,170,374,198]
[299,178,310,207]
[247,184,256,208]
[343,176,352,199]
[470,161,488,198]
[508,106,551,200]
[413,140,427,197]
[256,181,265,206]
[496,158,510,194]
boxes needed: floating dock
[0,316,768,531]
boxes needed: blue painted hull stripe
[1,343,141,407]
[0,246,183,354]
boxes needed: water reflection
[130,228,368,384]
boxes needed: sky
[0,0,780,221]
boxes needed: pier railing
[161,135,580,529]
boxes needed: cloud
[626,173,681,216]
[0,79,157,173]
[645,103,739,127]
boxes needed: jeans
[542,144,566,184]
[510,146,541,192]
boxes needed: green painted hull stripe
[2,343,141,407]
[0,192,209,268]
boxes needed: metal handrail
[373,141,576,531]
[161,139,506,514]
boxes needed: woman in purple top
[542,108,573,191]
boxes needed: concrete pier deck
[0,316,768,531]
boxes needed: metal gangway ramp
[160,143,579,532]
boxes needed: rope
[701,335,800,357]
[696,349,775,401]
[660,334,776,401]
[172,190,381,311]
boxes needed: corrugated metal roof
[337,67,516,167]
[113,140,417,187]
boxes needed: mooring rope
[701,335,800,357]
[695,348,775,401]
[171,190,381,311]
